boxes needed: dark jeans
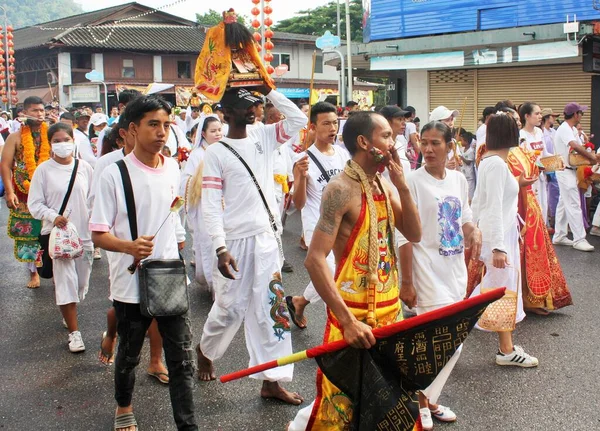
[113,300,198,431]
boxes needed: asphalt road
[0,199,597,431]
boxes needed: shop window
[271,53,291,71]
[177,61,191,79]
[71,53,92,70]
[315,54,323,74]
[122,59,135,78]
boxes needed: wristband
[492,249,506,254]
[216,247,228,257]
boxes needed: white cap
[429,106,459,122]
[90,113,108,126]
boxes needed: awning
[16,87,57,104]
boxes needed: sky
[78,0,333,24]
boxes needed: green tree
[273,0,363,42]
[6,0,83,29]
[196,9,247,27]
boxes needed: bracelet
[216,247,228,257]
[492,249,507,254]
[401,280,413,285]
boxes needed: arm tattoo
[316,185,347,235]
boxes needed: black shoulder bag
[306,149,331,183]
[116,159,189,317]
[37,159,79,279]
[219,141,284,259]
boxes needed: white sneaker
[62,318,68,329]
[93,248,102,260]
[68,331,85,353]
[420,407,434,430]
[495,345,538,368]
[573,240,595,252]
[590,226,600,237]
[430,405,457,423]
[552,237,573,246]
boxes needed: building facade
[356,0,600,139]
[13,2,348,110]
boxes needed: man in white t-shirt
[90,114,169,380]
[90,96,197,430]
[541,108,560,228]
[379,105,411,172]
[196,87,307,405]
[286,102,350,329]
[552,102,599,252]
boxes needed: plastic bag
[49,222,84,260]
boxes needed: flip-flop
[114,412,138,431]
[147,371,169,384]
[98,331,115,365]
[285,296,307,330]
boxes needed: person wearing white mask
[27,123,94,353]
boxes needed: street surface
[0,199,597,430]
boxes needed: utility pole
[345,0,353,104]
[336,0,342,105]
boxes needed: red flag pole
[220,288,505,383]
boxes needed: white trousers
[555,170,587,243]
[593,201,600,227]
[53,250,93,306]
[415,303,463,405]
[189,205,214,289]
[200,231,293,382]
[532,174,548,225]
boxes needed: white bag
[49,222,84,260]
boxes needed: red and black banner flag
[315,290,503,431]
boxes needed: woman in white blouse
[470,113,538,368]
[28,123,94,353]
[399,121,482,430]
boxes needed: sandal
[98,331,116,365]
[114,412,137,431]
[285,296,307,329]
[147,371,169,384]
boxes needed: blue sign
[85,69,104,82]
[368,0,600,42]
[278,88,310,99]
[316,31,341,50]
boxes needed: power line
[37,0,193,44]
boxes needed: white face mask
[52,142,74,158]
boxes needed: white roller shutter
[429,69,476,132]
[477,64,591,132]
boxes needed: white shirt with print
[398,167,473,307]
